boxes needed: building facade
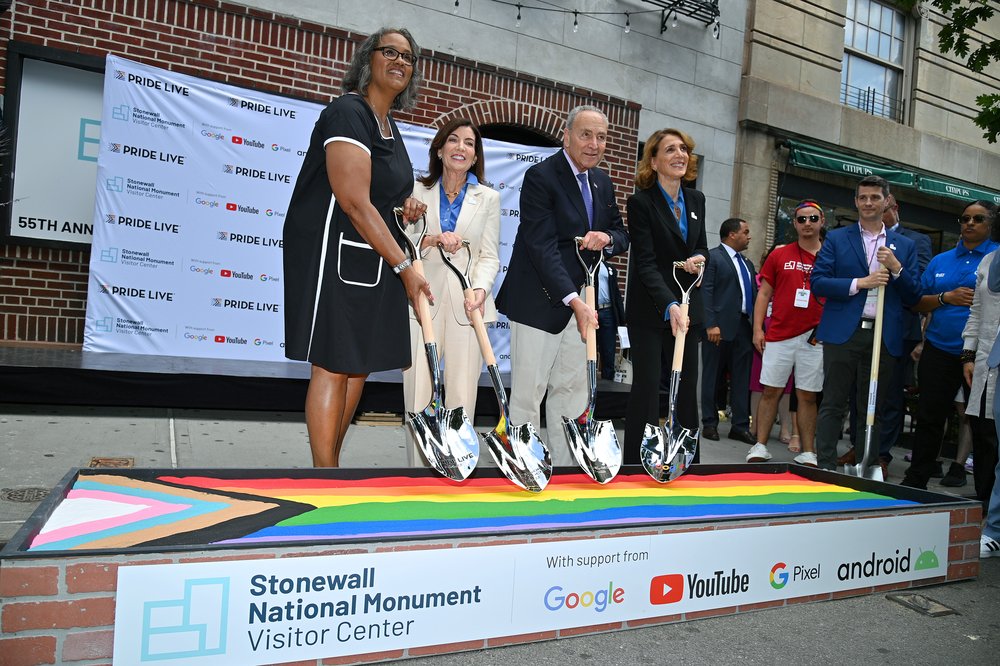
[734,0,1000,262]
[0,0,745,347]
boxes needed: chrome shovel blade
[843,425,883,481]
[406,405,479,482]
[563,414,622,484]
[484,418,552,493]
[640,423,698,483]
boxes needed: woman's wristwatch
[392,258,412,274]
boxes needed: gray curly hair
[341,27,422,111]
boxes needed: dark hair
[342,28,422,111]
[417,118,485,188]
[964,199,1000,241]
[856,174,889,198]
[719,217,745,239]
[635,128,699,188]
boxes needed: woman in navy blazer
[624,128,709,464]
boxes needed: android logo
[914,547,939,571]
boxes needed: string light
[493,1,721,39]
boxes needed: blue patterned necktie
[736,253,753,316]
[577,172,593,228]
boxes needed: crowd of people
[280,27,1000,561]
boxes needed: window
[840,0,906,122]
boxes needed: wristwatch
[392,258,412,274]
[937,292,946,306]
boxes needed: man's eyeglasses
[959,214,988,225]
[796,215,821,224]
[374,46,417,66]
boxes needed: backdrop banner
[84,55,557,373]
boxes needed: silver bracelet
[392,258,412,274]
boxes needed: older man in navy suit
[495,105,629,465]
[701,218,757,444]
[811,175,922,472]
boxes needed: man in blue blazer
[495,106,629,466]
[701,218,757,444]
[811,175,922,472]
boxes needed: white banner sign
[9,58,104,244]
[113,512,948,664]
[84,55,556,372]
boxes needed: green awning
[917,176,1000,205]
[786,141,917,188]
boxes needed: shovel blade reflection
[640,423,698,483]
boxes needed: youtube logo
[214,335,225,343]
[220,269,232,278]
[232,136,244,144]
[649,574,684,604]
[226,203,238,211]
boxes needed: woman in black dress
[283,28,432,467]
[624,128,708,464]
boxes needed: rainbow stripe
[157,471,919,546]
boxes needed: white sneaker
[746,443,771,462]
[982,534,1000,558]
[793,451,818,467]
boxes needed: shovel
[640,261,704,483]
[561,239,622,484]
[394,208,479,481]
[845,281,886,482]
[438,242,552,492]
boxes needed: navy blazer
[811,224,921,357]
[495,151,629,333]
[703,243,757,341]
[894,224,932,341]
[625,185,709,328]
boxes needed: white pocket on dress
[337,233,383,287]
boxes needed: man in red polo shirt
[747,201,825,465]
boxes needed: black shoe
[939,463,967,487]
[899,476,926,490]
[702,425,720,441]
[728,428,756,445]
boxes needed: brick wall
[0,0,640,346]
[0,503,981,665]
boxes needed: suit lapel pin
[889,243,896,250]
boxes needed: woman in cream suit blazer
[403,119,501,465]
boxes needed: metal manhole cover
[1,487,50,502]
[89,457,135,468]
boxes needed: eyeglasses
[796,215,821,224]
[374,46,417,66]
[959,214,988,224]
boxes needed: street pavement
[0,403,996,663]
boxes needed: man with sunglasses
[901,200,999,489]
[746,201,826,465]
[811,175,922,474]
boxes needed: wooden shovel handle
[584,284,597,362]
[464,287,496,366]
[672,302,689,372]
[411,259,435,345]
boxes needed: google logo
[770,563,788,589]
[194,198,220,208]
[543,583,624,613]
[265,209,274,216]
